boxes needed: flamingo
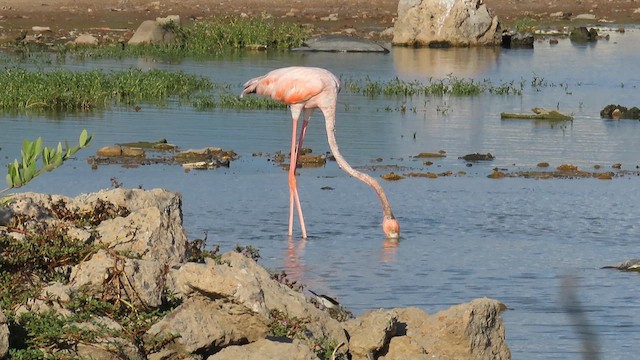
[241,66,399,240]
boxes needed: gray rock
[569,26,599,42]
[602,258,640,271]
[574,13,597,20]
[207,338,318,360]
[74,33,99,45]
[393,0,501,47]
[501,31,534,49]
[293,35,389,53]
[128,16,179,45]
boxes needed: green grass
[64,16,310,60]
[342,75,523,97]
[0,67,213,112]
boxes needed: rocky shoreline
[0,188,510,359]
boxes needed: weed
[267,309,306,338]
[234,245,261,262]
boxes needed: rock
[121,146,145,157]
[128,17,179,45]
[393,0,501,47]
[292,35,389,53]
[600,104,640,120]
[0,307,7,359]
[501,31,534,49]
[207,338,318,360]
[460,153,495,161]
[345,309,398,360]
[69,250,165,308]
[387,299,510,360]
[86,188,187,265]
[97,145,123,157]
[602,258,640,271]
[501,108,573,121]
[569,26,598,42]
[574,13,597,20]
[74,33,99,45]
[145,296,269,355]
[168,252,348,345]
[31,26,51,32]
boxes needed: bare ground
[0,0,639,40]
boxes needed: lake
[1,26,640,359]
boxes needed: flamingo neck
[323,111,395,219]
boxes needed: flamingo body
[242,66,399,239]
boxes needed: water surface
[2,27,640,359]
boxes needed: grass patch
[64,16,310,60]
[342,75,524,97]
[0,68,213,112]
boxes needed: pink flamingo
[241,66,400,239]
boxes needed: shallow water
[2,27,640,359]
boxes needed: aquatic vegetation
[342,75,523,97]
[193,92,288,111]
[0,68,212,112]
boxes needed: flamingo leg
[288,107,308,238]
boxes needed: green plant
[267,309,305,338]
[234,245,261,262]
[2,129,92,198]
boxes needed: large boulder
[128,15,181,45]
[381,298,511,359]
[392,0,501,47]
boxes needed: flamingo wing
[241,67,334,105]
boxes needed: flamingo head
[383,215,400,240]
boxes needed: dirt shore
[1,0,639,41]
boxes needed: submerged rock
[569,26,598,42]
[600,104,640,120]
[460,153,495,162]
[602,258,640,271]
[501,31,534,49]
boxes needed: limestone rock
[70,249,165,308]
[168,252,348,345]
[86,188,187,265]
[207,338,318,360]
[145,297,269,355]
[393,0,501,47]
[345,309,398,360]
[74,33,99,45]
[392,298,510,360]
[128,16,180,45]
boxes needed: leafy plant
[2,129,92,198]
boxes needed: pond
[2,26,640,359]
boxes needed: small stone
[96,145,122,157]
